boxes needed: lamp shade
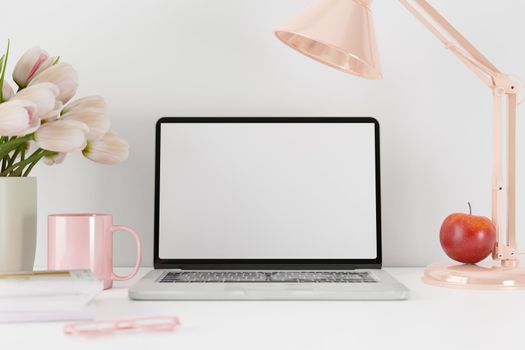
[275,0,382,79]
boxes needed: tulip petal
[29,63,78,104]
[43,152,66,166]
[13,47,49,88]
[34,119,88,152]
[83,131,129,164]
[2,81,14,101]
[11,82,59,117]
[0,100,37,136]
[62,96,106,115]
[40,100,63,121]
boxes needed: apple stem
[468,202,472,215]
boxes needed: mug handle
[110,225,142,282]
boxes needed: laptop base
[129,269,409,300]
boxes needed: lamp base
[423,262,525,290]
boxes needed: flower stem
[0,39,9,103]
[1,155,7,172]
[22,156,42,176]
[6,144,25,169]
[21,149,49,177]
[1,148,45,177]
[0,135,33,159]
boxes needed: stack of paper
[0,270,103,323]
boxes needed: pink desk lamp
[275,0,525,289]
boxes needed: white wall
[2,0,524,267]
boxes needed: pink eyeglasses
[64,316,181,336]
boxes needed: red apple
[440,203,496,264]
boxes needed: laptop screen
[157,119,379,261]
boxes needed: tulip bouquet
[0,41,129,176]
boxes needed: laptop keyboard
[159,271,377,283]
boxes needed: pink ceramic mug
[48,213,142,289]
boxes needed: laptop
[129,117,409,300]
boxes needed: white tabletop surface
[2,267,525,350]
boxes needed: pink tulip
[83,131,129,164]
[43,152,66,166]
[62,96,106,115]
[11,83,59,118]
[29,63,78,104]
[62,96,109,140]
[2,81,14,101]
[34,119,88,152]
[39,100,63,121]
[13,47,57,88]
[0,100,38,136]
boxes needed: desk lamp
[275,0,525,289]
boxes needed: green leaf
[0,54,4,75]
[0,54,5,97]
[0,54,4,98]
[0,39,10,103]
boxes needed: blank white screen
[159,122,377,259]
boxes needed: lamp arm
[491,89,519,266]
[446,46,496,89]
[399,0,501,89]
[399,0,520,265]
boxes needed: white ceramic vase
[0,177,37,272]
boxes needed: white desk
[2,268,524,350]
